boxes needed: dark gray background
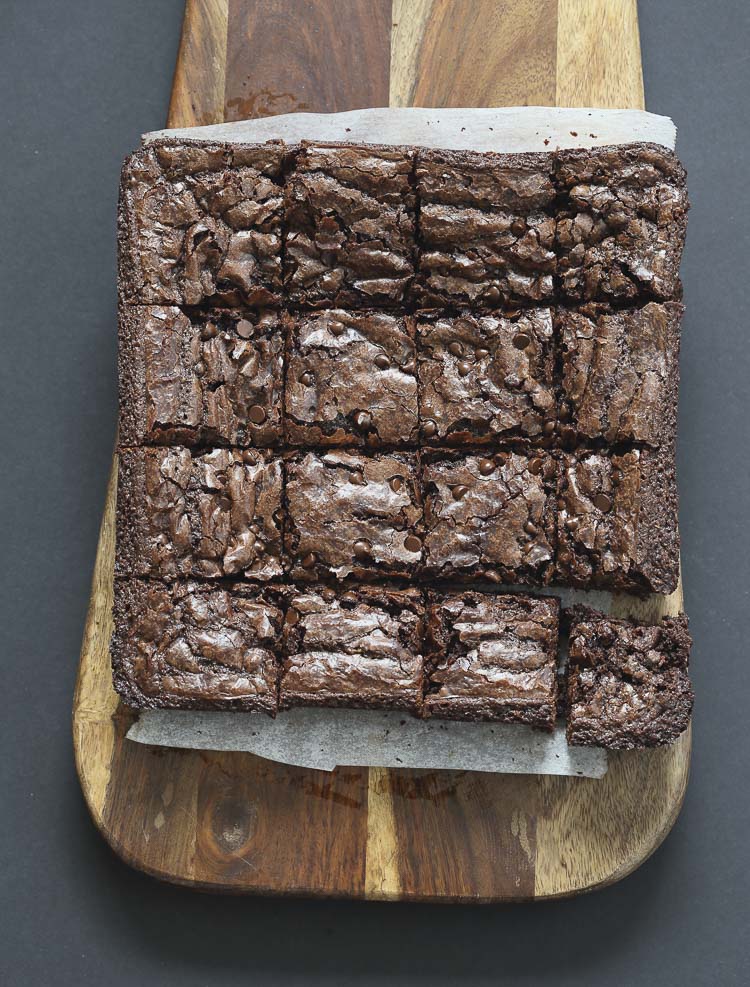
[1,0,748,983]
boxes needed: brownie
[412,148,556,309]
[284,143,416,308]
[422,452,556,584]
[112,579,284,712]
[115,447,284,580]
[280,586,424,710]
[565,607,693,749]
[285,450,423,581]
[556,448,679,595]
[424,592,559,726]
[559,302,683,447]
[555,143,689,303]
[118,306,283,448]
[417,309,555,445]
[118,140,285,307]
[285,309,418,447]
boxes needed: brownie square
[555,143,689,303]
[413,149,556,309]
[423,452,556,584]
[118,140,285,307]
[285,309,418,447]
[115,447,284,581]
[285,451,423,581]
[284,144,416,308]
[425,592,559,726]
[112,579,284,712]
[559,302,683,447]
[417,309,555,445]
[118,306,284,448]
[566,607,693,749]
[280,586,424,710]
[556,448,679,594]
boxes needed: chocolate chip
[404,535,422,553]
[201,322,220,340]
[448,341,463,356]
[300,371,315,386]
[285,608,299,626]
[457,360,472,376]
[485,569,503,584]
[374,353,390,370]
[353,410,373,430]
[389,476,404,493]
[564,517,578,531]
[513,332,531,350]
[301,552,317,569]
[400,358,416,374]
[543,420,556,435]
[349,471,366,486]
[478,458,495,475]
[328,320,346,336]
[484,286,501,303]
[594,493,612,512]
[235,319,255,339]
[253,539,266,554]
[451,484,469,500]
[475,348,490,360]
[528,458,543,475]
[422,420,438,438]
[321,587,336,602]
[248,405,267,424]
[242,450,257,463]
[340,591,358,607]
[353,539,371,559]
[524,521,538,535]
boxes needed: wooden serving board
[73,0,690,900]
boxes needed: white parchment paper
[127,107,678,778]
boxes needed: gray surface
[0,0,748,983]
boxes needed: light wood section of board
[72,0,691,900]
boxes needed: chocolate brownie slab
[556,448,679,594]
[558,302,683,448]
[285,309,418,447]
[112,579,284,712]
[566,607,693,748]
[555,143,688,303]
[425,592,559,727]
[422,452,556,584]
[412,149,556,309]
[116,447,284,580]
[118,306,283,448]
[417,309,555,445]
[281,586,424,710]
[285,450,423,581]
[118,140,285,307]
[284,143,416,308]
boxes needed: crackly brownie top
[112,579,284,709]
[418,308,555,444]
[423,452,556,583]
[425,592,559,699]
[555,142,688,303]
[284,143,416,308]
[566,607,693,748]
[285,450,423,579]
[559,301,682,447]
[119,141,285,307]
[285,309,418,447]
[556,448,679,595]
[116,446,284,580]
[281,586,424,703]
[119,306,283,448]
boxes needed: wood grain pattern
[73,0,691,901]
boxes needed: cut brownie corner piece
[285,309,418,448]
[565,607,693,749]
[422,450,556,585]
[118,305,284,448]
[280,585,425,711]
[284,143,416,309]
[417,308,556,446]
[555,446,679,595]
[425,592,560,727]
[117,139,285,308]
[555,142,689,304]
[558,301,683,448]
[111,579,285,713]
